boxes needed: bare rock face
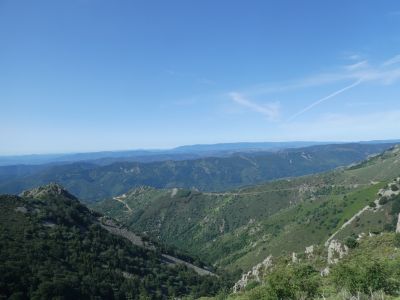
[292,252,298,263]
[320,267,330,277]
[15,206,28,214]
[305,245,314,258]
[327,240,348,264]
[396,213,400,234]
[233,256,273,293]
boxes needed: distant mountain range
[0,142,397,202]
[1,139,399,166]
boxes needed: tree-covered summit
[0,186,224,299]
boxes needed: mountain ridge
[2,139,399,166]
[0,142,396,202]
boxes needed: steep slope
[0,184,224,300]
[207,233,400,299]
[95,145,400,272]
[0,143,395,202]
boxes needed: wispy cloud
[344,60,369,71]
[342,52,367,61]
[382,54,400,67]
[288,79,362,121]
[237,54,400,97]
[287,56,400,120]
[229,92,280,121]
[230,54,400,122]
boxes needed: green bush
[244,280,259,291]
[394,233,400,248]
[379,197,389,205]
[345,236,359,249]
[265,263,321,299]
[332,257,400,296]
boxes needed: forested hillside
[0,184,225,299]
[95,145,400,273]
[0,143,394,202]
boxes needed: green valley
[94,146,400,273]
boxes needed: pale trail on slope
[99,218,216,277]
[396,213,400,233]
[113,194,133,212]
[325,181,400,246]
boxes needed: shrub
[332,258,399,296]
[265,263,321,299]
[394,233,400,248]
[379,197,389,205]
[244,280,259,291]
[345,236,359,249]
[384,223,395,232]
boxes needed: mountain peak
[20,183,77,200]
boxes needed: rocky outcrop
[320,267,330,277]
[233,256,273,293]
[292,252,298,263]
[20,183,77,200]
[15,206,28,214]
[327,240,348,264]
[305,245,314,258]
[396,213,400,233]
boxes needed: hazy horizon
[1,138,400,156]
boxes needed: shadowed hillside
[0,184,226,299]
[0,143,395,202]
[95,145,400,273]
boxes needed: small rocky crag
[20,182,77,200]
[233,256,273,293]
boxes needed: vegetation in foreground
[206,233,400,300]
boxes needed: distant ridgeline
[0,142,396,202]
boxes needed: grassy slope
[95,146,400,272]
[209,233,400,300]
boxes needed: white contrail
[229,92,280,121]
[288,79,362,121]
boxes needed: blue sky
[1,0,400,154]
